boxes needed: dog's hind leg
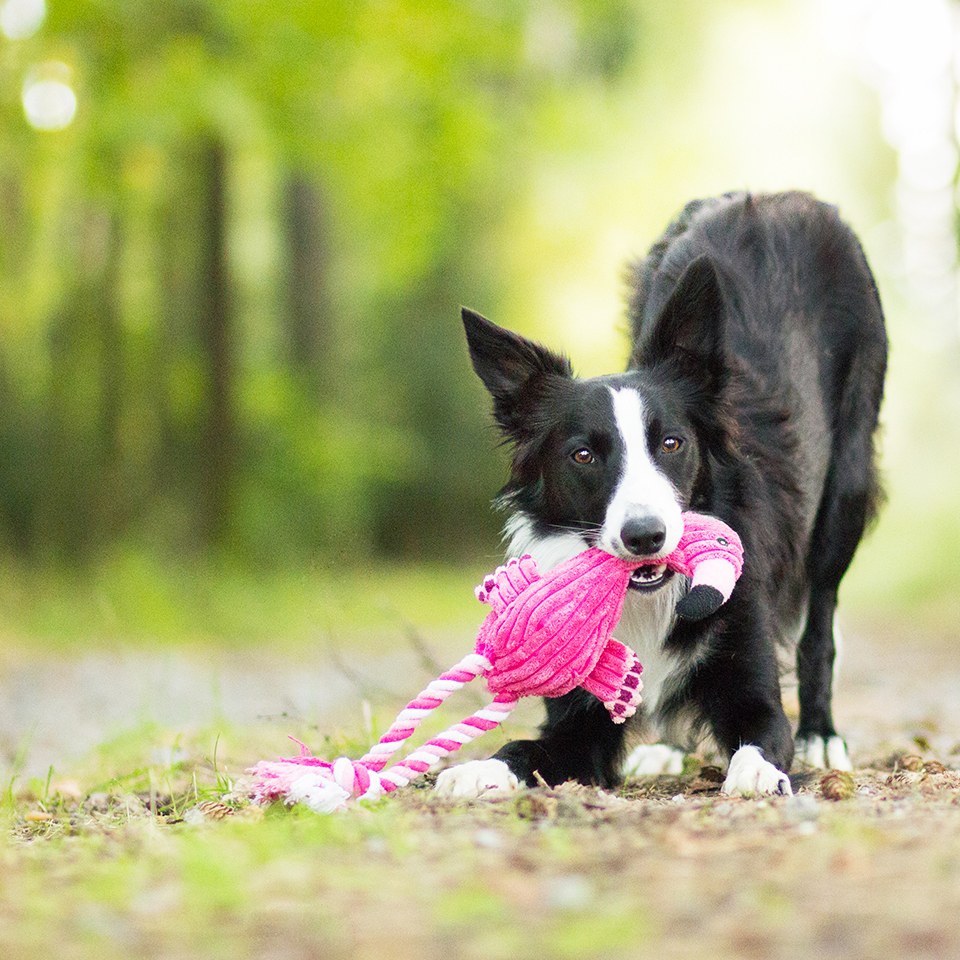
[795,325,886,771]
[621,742,686,777]
[795,592,853,771]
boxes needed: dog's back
[628,191,887,628]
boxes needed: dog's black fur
[462,192,887,788]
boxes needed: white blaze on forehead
[600,387,683,558]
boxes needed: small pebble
[545,874,593,911]
[86,792,112,812]
[365,836,388,856]
[51,780,83,801]
[785,793,820,822]
[473,829,502,849]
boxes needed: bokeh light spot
[0,0,45,40]
[22,62,77,131]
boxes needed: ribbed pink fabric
[248,511,744,812]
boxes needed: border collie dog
[436,191,887,798]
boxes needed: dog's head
[463,256,735,587]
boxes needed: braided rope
[356,651,492,773]
[249,651,519,809]
[375,691,518,793]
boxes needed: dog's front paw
[795,734,852,771]
[722,745,792,797]
[434,759,520,799]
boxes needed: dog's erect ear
[462,307,572,434]
[640,256,739,467]
[639,256,727,392]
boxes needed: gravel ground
[0,643,437,781]
[5,618,960,960]
[2,617,959,782]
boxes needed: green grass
[841,456,960,635]
[0,549,492,653]
[6,723,960,960]
[1,724,658,960]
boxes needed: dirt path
[2,618,958,782]
[830,625,960,764]
[0,644,436,781]
[5,619,960,960]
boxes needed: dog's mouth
[628,563,674,593]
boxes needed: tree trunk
[282,172,333,397]
[196,136,234,548]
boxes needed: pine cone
[820,770,856,801]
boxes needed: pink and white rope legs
[249,651,519,812]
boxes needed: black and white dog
[436,191,887,798]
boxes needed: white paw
[795,734,852,771]
[722,745,792,797]
[434,759,520,799]
[622,743,685,777]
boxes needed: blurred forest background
[1,0,959,643]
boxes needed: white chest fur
[616,577,686,720]
[502,512,690,726]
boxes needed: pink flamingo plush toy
[249,511,743,812]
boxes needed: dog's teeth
[632,563,666,583]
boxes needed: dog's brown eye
[572,448,594,465]
[662,436,683,453]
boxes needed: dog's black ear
[461,307,572,434]
[640,257,739,468]
[640,256,727,393]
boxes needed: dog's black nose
[620,516,666,556]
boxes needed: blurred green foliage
[0,0,651,565]
[2,0,956,635]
